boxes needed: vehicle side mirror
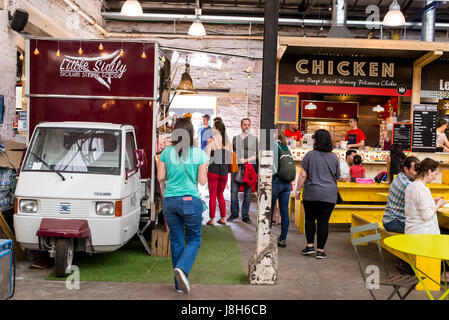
[135,149,147,169]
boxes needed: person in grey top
[295,129,340,259]
[228,118,259,223]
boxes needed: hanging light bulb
[141,42,146,59]
[56,49,61,57]
[383,0,406,27]
[34,40,39,55]
[120,48,125,57]
[78,40,83,55]
[21,75,26,82]
[99,43,104,50]
[212,79,216,84]
[229,78,233,83]
[19,52,24,60]
[188,8,206,36]
[120,0,143,16]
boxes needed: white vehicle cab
[14,122,145,276]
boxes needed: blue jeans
[230,172,252,219]
[270,176,292,241]
[162,196,203,290]
[383,219,405,233]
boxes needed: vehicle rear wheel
[55,238,74,277]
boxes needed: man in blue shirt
[198,114,212,151]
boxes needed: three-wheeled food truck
[13,38,169,276]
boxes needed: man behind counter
[345,117,366,149]
[284,124,303,146]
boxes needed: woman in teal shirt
[157,118,208,294]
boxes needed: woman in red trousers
[206,117,233,225]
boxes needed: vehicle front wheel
[55,238,74,277]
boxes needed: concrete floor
[10,188,445,300]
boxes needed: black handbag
[234,164,245,184]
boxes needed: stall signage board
[412,104,437,152]
[278,54,412,97]
[421,62,449,99]
[276,95,298,124]
[392,123,412,152]
[29,40,155,98]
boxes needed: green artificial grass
[46,225,247,285]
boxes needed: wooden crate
[151,225,171,257]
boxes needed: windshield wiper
[30,151,66,181]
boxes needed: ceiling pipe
[327,0,353,38]
[63,0,109,36]
[421,0,435,41]
[102,12,449,30]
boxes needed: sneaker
[227,215,238,222]
[242,217,252,224]
[301,246,315,255]
[174,268,190,293]
[316,251,327,259]
[277,239,286,248]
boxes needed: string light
[120,40,124,57]
[19,52,24,60]
[99,43,104,50]
[203,71,207,76]
[56,41,61,57]
[34,40,39,55]
[141,42,146,59]
[229,78,233,82]
[78,40,83,55]
[213,79,216,84]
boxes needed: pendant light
[176,57,197,94]
[188,8,206,36]
[304,102,317,110]
[383,0,406,27]
[121,0,143,16]
[373,104,385,112]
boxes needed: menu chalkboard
[393,123,413,152]
[412,104,437,152]
[277,95,298,124]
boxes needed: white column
[248,150,278,285]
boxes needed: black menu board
[412,104,437,152]
[393,123,413,152]
[277,95,298,124]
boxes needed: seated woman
[382,156,419,233]
[404,158,449,282]
[404,158,446,235]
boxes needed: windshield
[23,127,121,175]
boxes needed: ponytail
[414,158,439,177]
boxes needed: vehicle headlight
[19,199,38,213]
[96,202,115,216]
